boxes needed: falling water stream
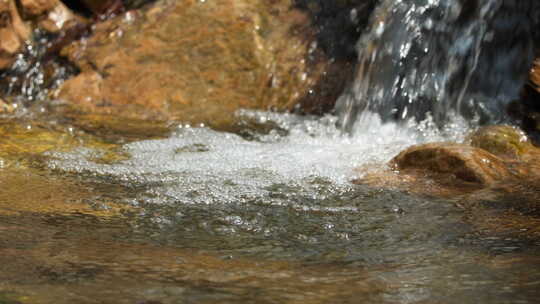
[1,0,540,303]
[336,0,535,132]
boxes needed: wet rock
[0,118,125,168]
[55,0,323,129]
[0,0,31,69]
[292,0,376,114]
[358,126,540,198]
[515,59,540,143]
[530,59,540,89]
[390,142,512,186]
[20,0,58,16]
[0,167,129,216]
[0,27,21,69]
[37,1,83,33]
[293,0,376,62]
[20,0,81,32]
[58,113,173,142]
[466,125,532,160]
[0,0,84,70]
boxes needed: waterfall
[336,0,535,133]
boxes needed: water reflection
[0,170,539,303]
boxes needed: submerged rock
[56,0,323,129]
[0,118,128,168]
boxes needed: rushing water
[336,0,536,132]
[26,110,538,303]
[0,30,78,107]
[47,110,469,208]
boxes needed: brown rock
[390,142,512,186]
[55,0,323,129]
[0,0,31,69]
[38,1,82,33]
[7,0,31,39]
[20,0,58,16]
[0,27,21,54]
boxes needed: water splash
[47,110,469,207]
[0,30,78,107]
[336,0,535,133]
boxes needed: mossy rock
[466,125,532,160]
[0,118,128,168]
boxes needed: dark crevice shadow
[292,0,377,115]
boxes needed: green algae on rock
[0,118,129,168]
[55,112,173,142]
[56,0,323,130]
[467,125,532,160]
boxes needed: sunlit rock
[20,0,58,16]
[0,27,21,69]
[466,125,532,160]
[37,1,83,33]
[390,142,512,187]
[55,0,323,129]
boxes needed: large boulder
[55,0,323,129]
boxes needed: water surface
[0,110,529,303]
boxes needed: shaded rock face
[293,0,376,62]
[292,0,376,114]
[516,59,540,143]
[55,0,323,129]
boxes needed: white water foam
[47,110,471,206]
